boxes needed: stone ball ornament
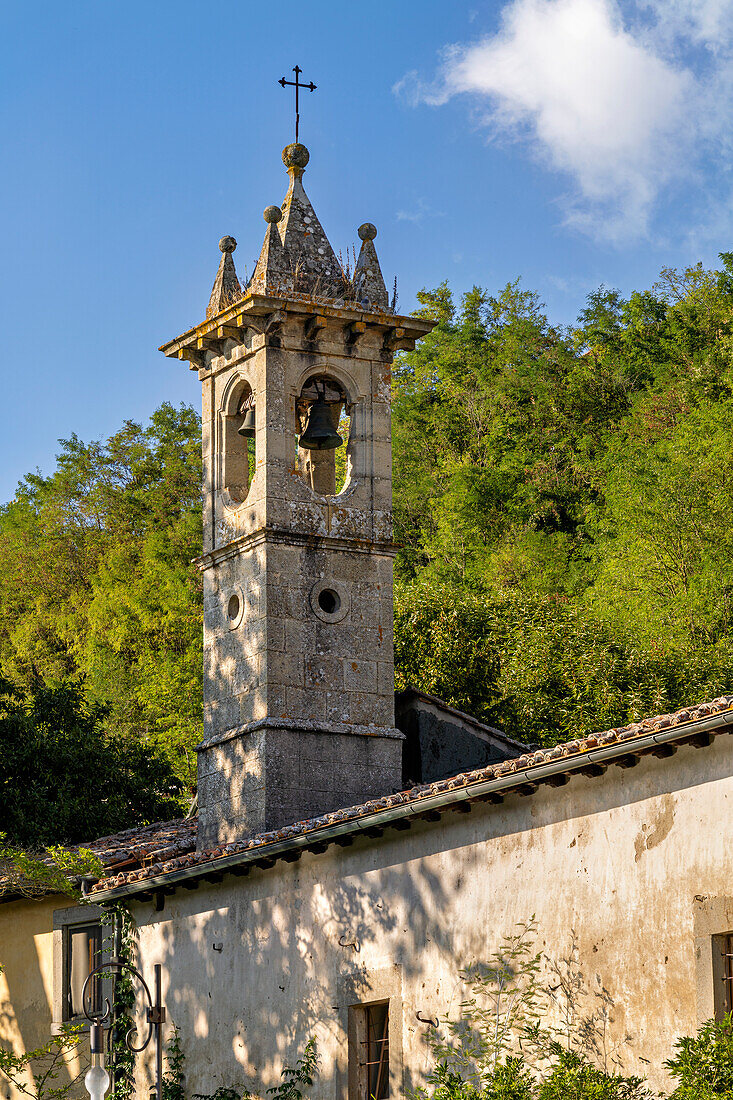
[358,223,377,241]
[282,142,310,170]
[263,205,283,224]
[219,236,237,253]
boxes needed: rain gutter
[87,707,733,903]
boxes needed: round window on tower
[309,579,350,624]
[317,588,340,615]
[225,585,246,630]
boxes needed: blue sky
[1,0,731,502]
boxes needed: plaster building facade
[3,140,733,1100]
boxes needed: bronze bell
[299,395,343,450]
[237,405,256,438]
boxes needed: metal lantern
[82,959,166,1100]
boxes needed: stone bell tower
[161,142,434,847]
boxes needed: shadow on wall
[130,833,459,1098]
[126,710,717,1096]
[0,901,82,1100]
[129,822,637,1100]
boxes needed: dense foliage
[666,1015,733,1100]
[0,679,182,845]
[1,258,733,838]
[392,258,733,743]
[0,403,202,789]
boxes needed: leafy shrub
[538,1047,651,1100]
[266,1038,319,1100]
[665,1015,733,1099]
[416,1057,534,1100]
[163,1026,186,1100]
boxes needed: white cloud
[640,0,733,48]
[395,197,445,223]
[394,0,733,240]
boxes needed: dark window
[360,1002,389,1100]
[318,589,340,615]
[722,933,733,1014]
[65,922,102,1020]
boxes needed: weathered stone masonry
[160,143,434,846]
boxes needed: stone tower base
[197,720,403,848]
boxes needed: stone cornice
[195,524,398,571]
[197,718,404,753]
[159,293,435,371]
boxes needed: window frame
[693,896,733,1024]
[355,1000,390,1100]
[343,967,403,1100]
[64,920,103,1022]
[52,904,107,1032]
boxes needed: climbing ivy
[101,904,136,1100]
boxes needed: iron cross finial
[278,65,317,144]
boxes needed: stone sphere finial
[263,205,283,224]
[219,235,237,253]
[358,223,377,242]
[282,143,310,170]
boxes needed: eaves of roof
[86,696,733,904]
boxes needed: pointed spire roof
[242,144,395,312]
[276,143,344,298]
[206,236,241,319]
[353,223,388,310]
[249,205,291,296]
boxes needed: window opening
[296,375,351,496]
[318,589,340,615]
[334,404,351,495]
[360,1002,389,1100]
[223,386,256,503]
[65,922,102,1020]
[722,933,733,1013]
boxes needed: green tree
[0,835,102,898]
[0,403,202,786]
[0,679,182,847]
[391,257,733,745]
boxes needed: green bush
[665,1015,733,1099]
[538,1047,650,1100]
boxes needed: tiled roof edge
[88,695,733,900]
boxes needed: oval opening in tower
[295,374,351,496]
[227,593,241,622]
[317,588,341,615]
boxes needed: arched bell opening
[222,381,256,504]
[295,373,352,496]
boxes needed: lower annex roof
[84,694,733,902]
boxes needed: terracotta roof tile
[79,693,733,898]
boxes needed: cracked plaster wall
[131,738,733,1098]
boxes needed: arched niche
[295,372,353,497]
[220,378,256,504]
